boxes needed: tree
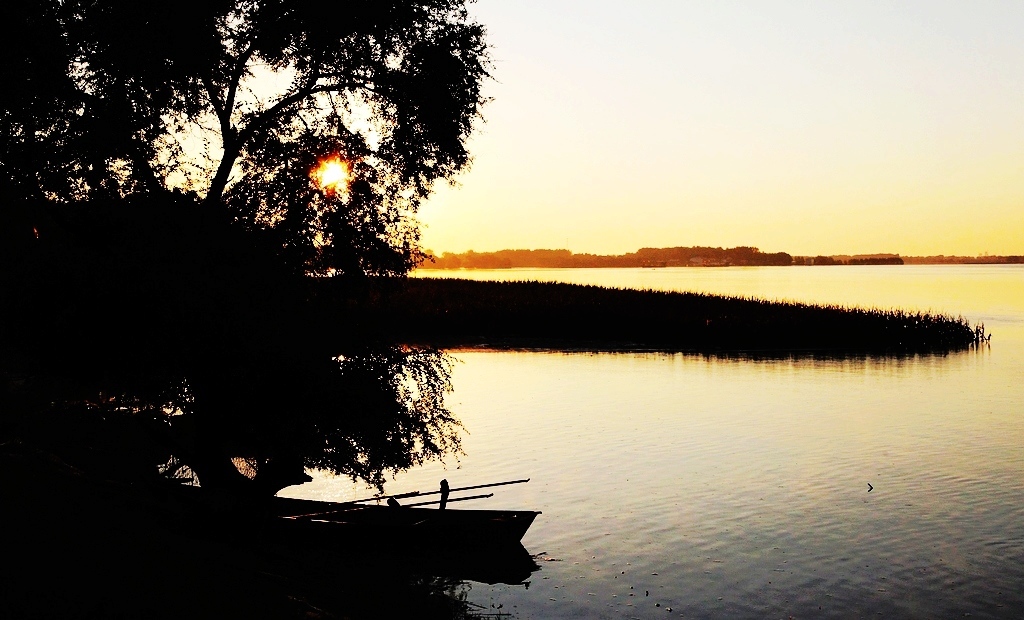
[1,1,490,494]
[4,0,488,276]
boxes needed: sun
[311,156,352,195]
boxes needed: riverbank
[321,278,979,353]
[0,443,485,619]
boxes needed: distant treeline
[794,255,905,266]
[901,255,1023,265]
[422,246,794,269]
[422,247,1024,269]
[320,278,980,354]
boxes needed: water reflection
[361,542,540,587]
[284,265,1024,618]
[287,341,1024,618]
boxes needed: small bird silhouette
[868,483,874,492]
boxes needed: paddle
[401,492,494,507]
[351,477,531,504]
[282,478,530,519]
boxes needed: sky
[417,0,1024,257]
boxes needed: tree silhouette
[1,1,489,494]
[4,0,488,275]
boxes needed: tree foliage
[3,0,489,276]
[1,1,489,494]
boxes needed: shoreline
[418,247,1023,270]
[417,260,1024,271]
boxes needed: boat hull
[277,500,540,547]
[268,499,542,584]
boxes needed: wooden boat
[269,477,540,548]
[272,496,540,548]
[266,493,542,584]
[143,477,541,584]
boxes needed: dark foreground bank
[0,443,521,620]
[323,278,980,354]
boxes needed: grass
[323,278,979,354]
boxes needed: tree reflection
[1,197,460,495]
[179,344,460,494]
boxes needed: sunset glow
[311,156,351,195]
[419,1,1024,257]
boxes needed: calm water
[287,265,1024,619]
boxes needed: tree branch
[236,79,354,146]
[204,71,369,206]
[223,45,255,123]
[201,75,232,141]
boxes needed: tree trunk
[204,134,239,207]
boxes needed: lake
[285,265,1024,619]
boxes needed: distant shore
[419,246,1023,270]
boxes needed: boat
[265,487,542,584]
[272,496,540,548]
[147,476,542,584]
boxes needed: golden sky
[418,0,1024,256]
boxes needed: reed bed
[323,278,979,354]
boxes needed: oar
[283,492,497,519]
[401,492,494,508]
[284,478,531,520]
[348,477,531,505]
